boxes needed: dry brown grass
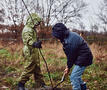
[0,41,107,89]
[42,42,107,72]
[0,41,107,65]
[43,42,66,59]
[0,41,23,67]
[0,41,107,72]
[90,43,107,63]
[41,42,66,73]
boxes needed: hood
[26,13,41,28]
[52,23,69,40]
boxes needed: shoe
[80,82,87,90]
[18,82,25,90]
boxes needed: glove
[32,40,42,48]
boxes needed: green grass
[0,45,107,90]
[0,49,11,58]
[83,62,107,90]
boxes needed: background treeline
[0,0,107,45]
[0,23,107,45]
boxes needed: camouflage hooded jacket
[22,13,41,58]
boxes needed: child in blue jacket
[52,23,93,90]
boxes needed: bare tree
[97,0,107,32]
[1,0,87,27]
[77,20,86,30]
[90,24,99,33]
[0,9,5,23]
[0,0,26,39]
[52,0,87,24]
[22,0,87,27]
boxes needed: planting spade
[53,73,65,89]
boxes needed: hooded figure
[52,23,69,42]
[52,23,93,90]
[18,13,45,90]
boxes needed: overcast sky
[0,0,104,31]
[82,0,102,30]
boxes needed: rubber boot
[18,82,25,90]
[80,83,87,90]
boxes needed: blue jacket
[62,31,93,68]
[52,23,93,68]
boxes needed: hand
[32,40,42,48]
[64,67,70,75]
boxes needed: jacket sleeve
[22,30,35,46]
[63,43,78,69]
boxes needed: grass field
[0,41,107,90]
